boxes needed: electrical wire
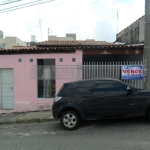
[0,0,42,11]
[0,0,21,6]
[0,0,54,13]
[0,0,101,43]
[0,0,17,4]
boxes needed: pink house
[0,41,143,114]
[0,41,83,114]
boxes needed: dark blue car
[52,79,150,130]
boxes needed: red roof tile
[0,41,144,55]
[37,40,114,46]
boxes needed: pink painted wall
[0,50,82,114]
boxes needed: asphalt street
[0,117,150,150]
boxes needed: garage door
[0,69,14,109]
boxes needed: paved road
[0,117,150,150]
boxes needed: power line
[1,0,100,42]
[0,0,13,3]
[0,0,54,13]
[0,0,42,11]
[1,0,102,42]
[0,0,21,6]
[0,0,16,4]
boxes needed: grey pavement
[0,110,56,125]
[0,117,150,150]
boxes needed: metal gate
[0,69,14,109]
[82,61,144,89]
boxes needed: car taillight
[54,96,62,102]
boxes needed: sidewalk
[0,110,56,125]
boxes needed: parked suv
[52,79,150,130]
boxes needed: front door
[94,80,140,118]
[0,69,14,109]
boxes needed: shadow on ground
[80,117,149,128]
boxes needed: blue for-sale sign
[122,65,143,80]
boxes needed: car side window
[69,80,93,95]
[95,80,127,95]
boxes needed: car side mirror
[127,86,133,94]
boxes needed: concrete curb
[0,117,58,125]
[0,110,59,125]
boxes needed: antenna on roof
[39,18,42,42]
[48,28,52,35]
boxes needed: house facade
[0,48,82,114]
[0,41,144,114]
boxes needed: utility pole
[144,0,150,90]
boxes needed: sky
[0,0,145,42]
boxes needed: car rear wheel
[60,111,80,130]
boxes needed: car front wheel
[60,111,80,130]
